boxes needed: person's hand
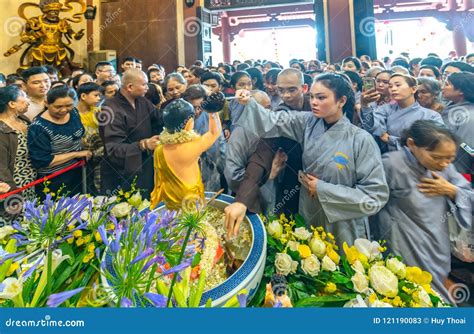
[0,182,11,194]
[76,150,93,161]
[223,129,231,141]
[225,202,247,239]
[269,149,288,180]
[418,172,457,200]
[380,133,390,143]
[299,172,319,198]
[235,89,251,105]
[360,88,380,108]
[145,135,161,151]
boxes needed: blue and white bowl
[155,192,267,307]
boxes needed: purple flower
[161,260,191,275]
[23,256,43,280]
[141,255,166,273]
[46,287,85,307]
[0,251,25,265]
[0,283,4,292]
[98,225,109,246]
[237,293,248,308]
[120,297,133,308]
[144,293,167,308]
[130,248,154,265]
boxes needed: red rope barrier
[0,160,86,200]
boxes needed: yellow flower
[406,267,432,285]
[391,296,404,307]
[324,282,337,293]
[73,230,83,238]
[297,244,312,259]
[67,237,74,244]
[83,235,92,243]
[83,253,94,263]
[94,231,102,242]
[107,223,115,231]
[76,238,85,246]
[67,224,76,231]
[325,244,340,265]
[342,242,368,267]
[327,232,335,240]
[6,262,19,276]
[87,243,95,252]
[369,293,377,304]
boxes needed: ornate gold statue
[4,0,86,75]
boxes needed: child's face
[82,91,102,107]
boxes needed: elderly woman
[0,85,36,225]
[416,77,444,113]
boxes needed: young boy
[77,82,105,195]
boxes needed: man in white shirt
[23,66,51,120]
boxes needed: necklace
[159,129,200,145]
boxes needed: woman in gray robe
[230,73,389,248]
[360,73,443,151]
[378,120,472,302]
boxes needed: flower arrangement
[250,214,449,308]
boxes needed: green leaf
[248,277,269,307]
[294,214,306,228]
[331,272,351,284]
[191,253,201,267]
[0,239,17,281]
[341,257,355,277]
[264,264,275,278]
[59,242,76,263]
[287,249,301,261]
[188,269,206,307]
[294,293,356,307]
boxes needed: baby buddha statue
[150,93,224,210]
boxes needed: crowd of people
[0,52,473,302]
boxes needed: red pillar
[221,12,231,63]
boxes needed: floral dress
[0,129,36,226]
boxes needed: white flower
[267,220,283,239]
[354,239,382,261]
[370,300,393,308]
[51,250,70,272]
[93,196,108,206]
[0,277,22,300]
[352,260,365,274]
[80,210,90,221]
[344,295,368,308]
[321,255,337,272]
[292,227,312,241]
[414,287,433,307]
[275,253,298,276]
[0,226,15,241]
[287,240,300,252]
[301,254,321,277]
[386,258,406,279]
[309,237,326,258]
[351,271,369,293]
[128,192,142,208]
[111,202,131,218]
[368,265,399,298]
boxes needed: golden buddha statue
[150,95,224,211]
[4,0,86,75]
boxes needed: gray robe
[441,101,474,174]
[378,148,472,302]
[360,101,444,151]
[236,99,389,247]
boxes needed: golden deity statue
[4,0,87,75]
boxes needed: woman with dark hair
[0,86,36,225]
[378,120,472,302]
[264,68,282,109]
[27,87,92,198]
[246,67,265,91]
[290,61,306,73]
[342,56,362,73]
[227,73,389,246]
[226,71,253,134]
[418,65,442,81]
[416,77,444,113]
[361,73,443,151]
[441,72,474,174]
[187,66,206,86]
